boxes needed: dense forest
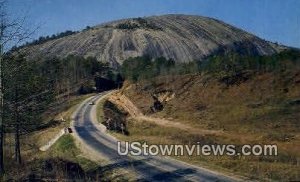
[2,53,121,165]
[121,49,300,83]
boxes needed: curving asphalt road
[71,92,240,182]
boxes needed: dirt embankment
[108,93,142,117]
[108,69,300,140]
[107,90,223,135]
[109,71,300,181]
[120,72,300,134]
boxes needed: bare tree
[0,0,34,173]
[0,0,7,174]
[13,75,21,164]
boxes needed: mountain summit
[23,14,284,65]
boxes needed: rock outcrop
[23,14,285,66]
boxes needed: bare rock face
[23,14,284,66]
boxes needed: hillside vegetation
[1,52,122,180]
[103,50,300,180]
[3,54,110,131]
[121,49,300,82]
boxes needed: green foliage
[121,56,175,82]
[38,55,108,94]
[2,54,113,132]
[116,22,140,30]
[3,54,54,132]
[52,135,79,154]
[121,49,300,83]
[116,18,162,30]
[203,49,300,74]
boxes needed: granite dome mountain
[22,14,284,66]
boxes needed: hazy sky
[6,0,300,48]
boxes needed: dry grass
[108,70,300,181]
[23,94,96,155]
[2,93,136,181]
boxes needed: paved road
[71,92,240,182]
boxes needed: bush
[116,18,162,30]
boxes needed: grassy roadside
[96,95,107,123]
[28,93,96,148]
[95,96,245,179]
[96,79,300,181]
[3,93,135,181]
[42,134,99,171]
[2,94,93,180]
[110,118,299,181]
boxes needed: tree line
[121,49,300,83]
[121,56,175,82]
[3,54,52,164]
[10,30,78,52]
[1,53,116,169]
